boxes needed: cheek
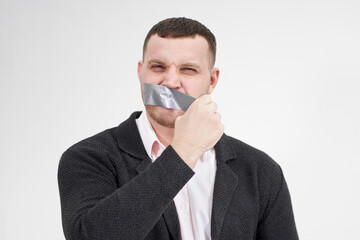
[140,71,160,84]
[182,80,210,98]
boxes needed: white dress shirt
[136,111,216,240]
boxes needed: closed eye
[181,67,197,74]
[151,64,165,69]
[150,64,166,72]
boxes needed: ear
[208,67,220,94]
[137,60,143,79]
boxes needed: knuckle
[175,116,182,123]
[202,94,211,103]
[213,102,218,109]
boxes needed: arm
[58,145,194,240]
[256,166,299,240]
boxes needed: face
[138,34,219,128]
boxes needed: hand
[171,94,224,169]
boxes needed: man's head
[138,17,219,128]
[143,17,217,68]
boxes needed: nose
[161,66,181,89]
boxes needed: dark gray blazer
[58,111,298,240]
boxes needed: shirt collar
[135,111,165,161]
[135,110,212,163]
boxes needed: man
[58,17,298,240]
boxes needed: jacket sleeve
[58,145,194,240]
[256,164,299,240]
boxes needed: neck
[145,111,174,147]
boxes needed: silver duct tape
[143,83,196,111]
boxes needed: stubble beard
[145,105,185,128]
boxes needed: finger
[220,123,225,132]
[214,112,221,121]
[174,115,182,125]
[197,94,211,104]
[208,102,218,113]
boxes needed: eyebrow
[147,59,166,65]
[181,63,200,70]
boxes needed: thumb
[175,115,183,123]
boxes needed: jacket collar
[115,111,149,161]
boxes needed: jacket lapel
[135,156,181,240]
[136,160,181,240]
[163,203,181,240]
[211,135,239,240]
[118,112,181,240]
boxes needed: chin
[145,105,184,128]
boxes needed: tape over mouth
[143,83,196,111]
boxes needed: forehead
[144,35,210,65]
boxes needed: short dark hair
[143,17,217,67]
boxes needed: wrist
[170,143,201,169]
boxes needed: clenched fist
[171,94,224,169]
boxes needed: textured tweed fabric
[58,111,298,240]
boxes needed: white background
[1,0,359,239]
